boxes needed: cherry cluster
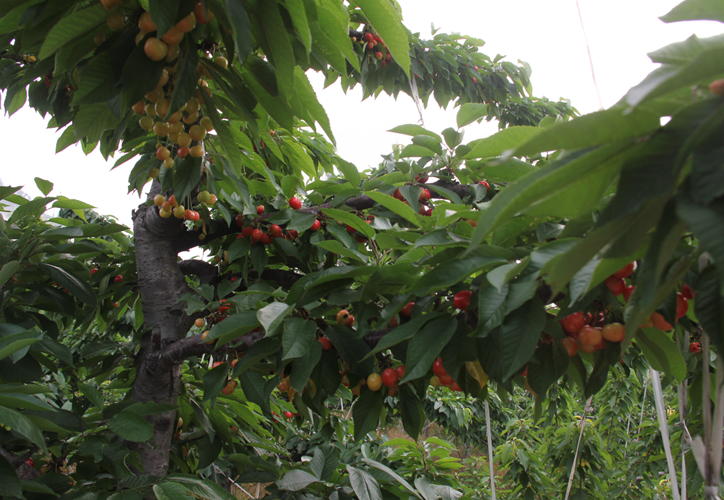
[392,186,433,216]
[234,197,314,245]
[431,358,462,392]
[357,32,392,66]
[154,192,214,221]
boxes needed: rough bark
[130,200,195,477]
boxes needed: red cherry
[419,188,431,202]
[681,284,695,300]
[453,290,472,310]
[393,188,404,201]
[690,342,701,353]
[269,224,282,238]
[364,33,374,42]
[289,197,302,210]
[286,229,299,241]
[260,233,272,245]
[415,174,428,183]
[91,269,98,275]
[346,224,356,234]
[472,77,477,84]
[439,373,453,386]
[381,368,398,387]
[651,312,673,331]
[613,262,636,279]
[622,285,635,303]
[235,214,245,227]
[184,209,194,220]
[114,275,123,283]
[432,358,447,377]
[241,226,254,237]
[251,229,263,242]
[257,205,264,215]
[318,337,332,350]
[310,219,321,231]
[25,459,34,467]
[562,312,585,336]
[605,276,626,296]
[400,302,414,317]
[285,411,293,419]
[676,293,689,319]
[177,147,190,158]
[479,180,490,191]
[395,365,405,380]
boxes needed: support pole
[564,397,592,500]
[484,400,496,500]
[650,367,680,500]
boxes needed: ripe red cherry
[419,188,431,202]
[381,368,398,387]
[432,357,447,377]
[235,214,245,227]
[401,302,414,317]
[479,180,490,191]
[453,290,472,310]
[241,226,254,237]
[289,197,302,210]
[310,219,321,231]
[622,285,635,303]
[681,284,695,300]
[690,342,701,353]
[415,174,428,183]
[676,293,689,319]
[605,276,626,296]
[651,312,673,331]
[25,458,34,467]
[251,229,263,242]
[269,224,282,238]
[286,229,299,241]
[260,233,272,245]
[346,224,356,234]
[395,365,405,380]
[318,337,332,350]
[257,205,264,215]
[613,262,636,279]
[284,411,293,419]
[561,312,585,335]
[392,188,404,201]
[439,373,453,386]
[336,309,354,327]
[364,33,374,43]
[114,275,123,283]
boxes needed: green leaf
[398,384,424,440]
[514,107,661,158]
[0,261,19,286]
[363,315,437,359]
[164,475,238,500]
[0,406,47,453]
[37,263,97,307]
[200,90,245,173]
[276,470,320,491]
[78,382,104,410]
[322,208,375,239]
[479,158,536,183]
[239,370,271,414]
[168,38,199,116]
[694,265,724,355]
[202,364,229,402]
[34,177,53,196]
[410,255,506,296]
[476,283,509,336]
[661,0,724,24]
[468,144,629,249]
[0,333,41,362]
[388,124,441,142]
[224,0,253,65]
[365,191,422,227]
[325,325,375,376]
[257,302,293,335]
[283,0,311,53]
[315,239,368,263]
[411,135,443,155]
[154,482,190,500]
[173,157,203,203]
[39,3,107,60]
[464,126,540,159]
[121,40,165,111]
[402,318,457,382]
[148,0,180,38]
[499,296,546,380]
[56,126,78,153]
[259,0,295,98]
[75,52,117,104]
[108,410,154,442]
[362,458,420,499]
[355,0,410,75]
[282,319,316,361]
[635,328,687,382]
[0,186,21,201]
[8,196,54,224]
[457,103,488,128]
[678,194,724,294]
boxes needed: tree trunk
[129,201,194,477]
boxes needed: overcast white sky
[1,0,721,229]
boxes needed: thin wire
[574,0,604,110]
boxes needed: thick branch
[158,330,266,372]
[179,259,218,285]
